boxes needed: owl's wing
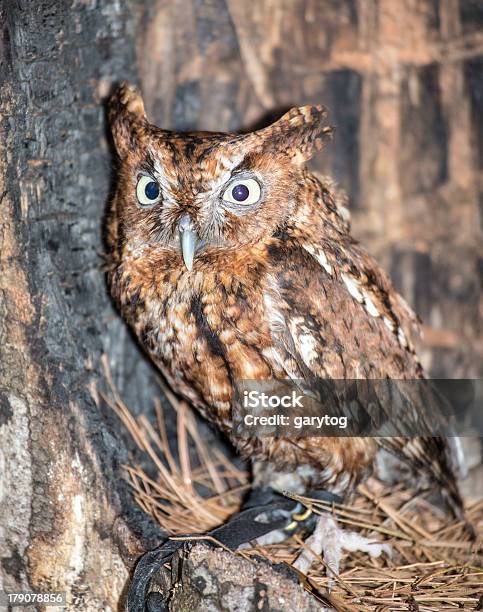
[261,234,464,515]
[264,233,423,381]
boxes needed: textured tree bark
[0,1,166,609]
[165,544,324,611]
[0,0,481,610]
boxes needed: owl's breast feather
[111,246,283,430]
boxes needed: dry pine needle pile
[102,362,482,611]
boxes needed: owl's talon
[284,504,313,532]
[292,506,313,522]
[285,520,299,532]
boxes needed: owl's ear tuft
[108,82,147,159]
[259,105,333,164]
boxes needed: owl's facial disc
[178,214,198,271]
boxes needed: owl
[107,83,467,577]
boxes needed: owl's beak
[178,214,198,272]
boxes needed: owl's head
[108,83,331,271]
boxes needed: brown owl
[107,83,467,577]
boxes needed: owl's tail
[379,435,475,537]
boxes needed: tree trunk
[1,0,481,610]
[0,2,167,609]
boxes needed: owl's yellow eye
[136,175,162,206]
[222,178,261,206]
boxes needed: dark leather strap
[126,489,342,611]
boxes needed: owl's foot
[240,502,314,547]
[240,488,342,547]
[293,514,391,587]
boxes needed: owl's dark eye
[144,181,159,200]
[136,175,162,206]
[222,178,261,206]
[232,184,249,201]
